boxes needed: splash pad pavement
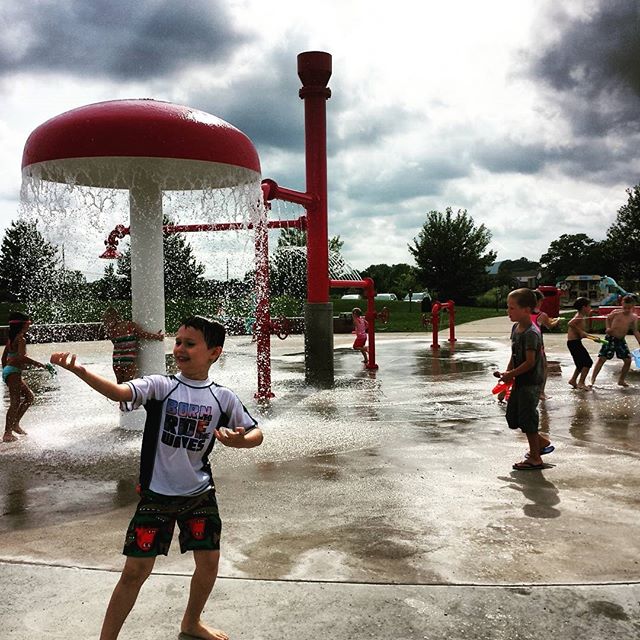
[1,316,639,639]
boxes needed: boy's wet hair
[622,294,636,305]
[352,307,363,316]
[508,288,537,310]
[181,316,225,348]
[8,311,30,342]
[573,297,591,311]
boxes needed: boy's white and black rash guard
[122,373,257,496]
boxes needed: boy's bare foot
[179,622,229,640]
[618,380,630,387]
[568,380,577,389]
[3,431,18,442]
[13,426,28,435]
[576,383,591,391]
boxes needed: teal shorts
[123,488,221,557]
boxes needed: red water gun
[492,371,512,399]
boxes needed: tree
[361,263,419,298]
[114,221,206,299]
[91,262,129,301]
[605,185,640,289]
[408,207,496,302]
[56,269,88,301]
[271,229,346,299]
[0,219,59,303]
[496,257,540,288]
[539,234,611,284]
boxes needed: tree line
[1,184,638,309]
[363,184,640,302]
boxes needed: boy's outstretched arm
[50,352,133,402]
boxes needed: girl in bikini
[102,307,164,383]
[2,311,53,442]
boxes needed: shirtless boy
[591,295,640,387]
[566,297,593,390]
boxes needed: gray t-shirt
[510,323,544,386]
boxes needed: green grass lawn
[331,298,506,332]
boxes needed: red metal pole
[363,277,378,370]
[447,300,456,345]
[298,52,331,304]
[254,204,274,400]
[431,301,441,350]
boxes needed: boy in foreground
[498,288,553,470]
[51,316,263,640]
[591,295,640,387]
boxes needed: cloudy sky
[0,0,639,278]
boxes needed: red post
[298,51,331,304]
[363,277,378,370]
[447,300,456,345]
[430,300,456,349]
[431,301,441,349]
[254,199,274,400]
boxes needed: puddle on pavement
[2,337,640,584]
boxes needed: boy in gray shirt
[498,288,553,470]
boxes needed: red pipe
[299,52,331,305]
[254,212,274,400]
[100,218,307,258]
[261,178,316,208]
[430,300,456,350]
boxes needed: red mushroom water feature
[22,99,262,424]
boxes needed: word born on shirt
[161,399,213,451]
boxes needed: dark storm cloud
[0,0,247,79]
[187,45,306,152]
[186,43,414,158]
[527,0,640,137]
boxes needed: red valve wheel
[272,316,290,340]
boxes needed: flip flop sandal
[513,461,545,470]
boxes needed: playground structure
[20,51,391,400]
[556,275,629,308]
[423,300,456,349]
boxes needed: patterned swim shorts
[123,488,222,557]
[598,336,631,361]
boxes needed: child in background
[567,297,594,390]
[591,295,640,387]
[352,307,368,365]
[532,289,560,400]
[51,316,263,640]
[103,307,164,383]
[498,289,553,470]
[2,311,54,442]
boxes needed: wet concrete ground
[1,316,639,638]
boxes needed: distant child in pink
[352,307,368,365]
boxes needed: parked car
[374,293,397,301]
[402,291,431,302]
[341,293,361,300]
